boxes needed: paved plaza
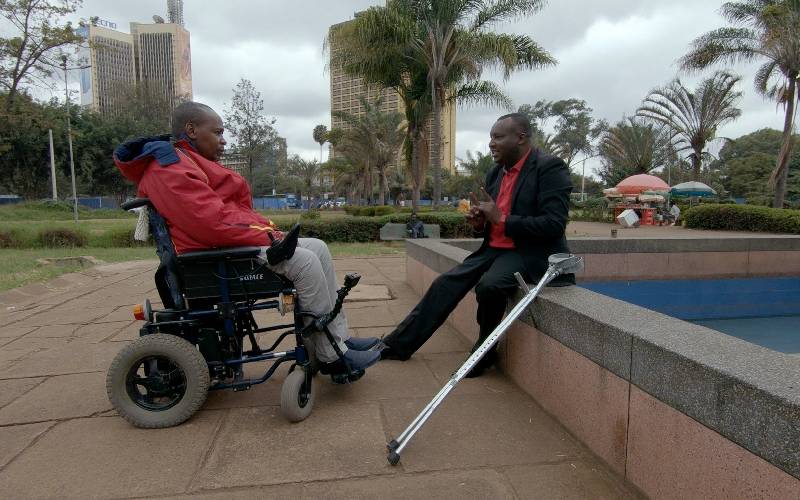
[0,246,642,499]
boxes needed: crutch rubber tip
[387,439,399,452]
[387,451,401,466]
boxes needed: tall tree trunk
[378,165,386,205]
[691,149,702,180]
[411,134,422,212]
[772,77,797,208]
[431,81,442,208]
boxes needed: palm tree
[680,0,800,207]
[288,155,320,210]
[331,97,406,205]
[312,124,328,162]
[636,71,743,180]
[598,117,674,186]
[331,0,555,207]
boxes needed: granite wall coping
[405,238,800,479]
[437,236,800,255]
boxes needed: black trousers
[383,247,531,359]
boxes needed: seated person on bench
[113,101,381,373]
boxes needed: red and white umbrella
[615,174,670,195]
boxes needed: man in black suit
[379,112,574,377]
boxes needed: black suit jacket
[476,148,574,284]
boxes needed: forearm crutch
[386,253,584,465]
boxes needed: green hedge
[344,205,396,217]
[38,228,89,247]
[683,204,800,234]
[298,212,472,242]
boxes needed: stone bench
[379,223,440,241]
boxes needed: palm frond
[471,0,546,30]
[453,80,512,109]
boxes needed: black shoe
[464,351,497,379]
[379,344,410,361]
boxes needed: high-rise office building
[167,0,185,26]
[77,25,136,115]
[78,8,192,116]
[328,18,456,174]
[130,21,193,111]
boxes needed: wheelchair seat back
[178,252,288,304]
[131,199,289,309]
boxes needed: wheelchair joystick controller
[343,272,361,290]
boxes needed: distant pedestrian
[669,203,681,226]
[406,212,426,239]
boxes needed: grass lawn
[0,241,405,292]
[0,247,156,291]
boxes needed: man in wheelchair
[113,102,381,380]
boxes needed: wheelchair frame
[106,198,359,428]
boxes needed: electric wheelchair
[106,198,363,428]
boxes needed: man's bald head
[171,101,227,162]
[171,101,217,138]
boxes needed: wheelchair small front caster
[280,368,314,422]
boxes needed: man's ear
[184,122,197,140]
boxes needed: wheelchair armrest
[121,198,152,211]
[177,246,263,263]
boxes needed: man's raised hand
[465,191,486,230]
[477,187,502,225]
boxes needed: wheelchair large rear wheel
[280,368,314,422]
[106,334,209,428]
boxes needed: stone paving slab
[419,352,522,397]
[0,256,641,499]
[0,372,110,425]
[0,422,52,469]
[0,338,121,378]
[380,392,583,473]
[193,403,390,490]
[504,462,640,499]
[345,284,392,302]
[0,378,44,409]
[0,413,221,499]
[0,325,36,339]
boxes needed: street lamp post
[575,155,599,201]
[61,55,79,223]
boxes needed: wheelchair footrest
[318,358,365,384]
[330,369,365,385]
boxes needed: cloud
[57,0,791,167]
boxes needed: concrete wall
[405,238,800,499]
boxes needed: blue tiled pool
[580,277,800,354]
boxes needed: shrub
[683,204,800,234]
[372,205,396,216]
[38,228,88,247]
[570,197,612,222]
[0,230,19,248]
[107,227,152,247]
[343,205,360,216]
[300,210,321,221]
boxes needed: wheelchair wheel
[280,368,314,422]
[106,334,209,428]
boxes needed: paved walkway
[0,256,640,499]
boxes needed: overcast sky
[62,0,783,177]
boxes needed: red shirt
[489,148,531,249]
